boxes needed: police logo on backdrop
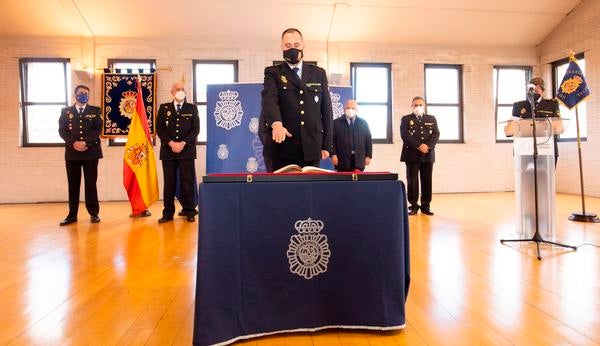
[248,117,259,134]
[125,143,149,168]
[217,144,229,160]
[214,90,244,130]
[251,135,265,171]
[119,90,137,119]
[246,157,258,173]
[287,217,331,280]
[330,92,344,119]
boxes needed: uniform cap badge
[520,108,526,114]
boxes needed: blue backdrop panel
[206,84,352,174]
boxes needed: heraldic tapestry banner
[101,73,156,137]
[206,83,352,174]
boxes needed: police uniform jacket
[400,113,440,163]
[156,101,200,160]
[512,98,560,157]
[332,116,372,170]
[260,62,334,162]
[58,105,103,161]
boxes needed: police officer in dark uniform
[400,97,440,216]
[260,28,333,172]
[511,77,562,165]
[58,85,103,226]
[156,82,199,223]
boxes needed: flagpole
[569,105,600,222]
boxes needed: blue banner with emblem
[206,83,352,174]
[556,55,590,109]
[101,73,157,137]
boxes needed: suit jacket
[156,101,200,160]
[512,98,560,157]
[58,104,103,161]
[400,113,440,163]
[260,62,334,161]
[332,116,372,170]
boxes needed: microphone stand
[501,89,576,260]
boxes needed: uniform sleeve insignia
[181,113,192,117]
[281,75,288,84]
[520,108,526,114]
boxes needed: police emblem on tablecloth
[214,90,243,130]
[287,217,331,280]
[217,144,229,160]
[125,142,149,168]
[330,91,344,119]
[248,117,259,134]
[246,157,258,173]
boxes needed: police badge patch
[246,157,258,173]
[287,217,331,280]
[217,144,229,160]
[248,117,259,134]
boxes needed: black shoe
[59,217,77,226]
[186,215,195,222]
[90,215,101,223]
[408,209,418,216]
[178,209,198,217]
[158,216,173,224]
[130,210,152,218]
[421,208,434,216]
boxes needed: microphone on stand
[527,83,536,93]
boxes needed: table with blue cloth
[193,176,410,346]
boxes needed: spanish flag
[123,78,159,215]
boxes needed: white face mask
[413,105,425,116]
[345,109,357,118]
[174,90,186,102]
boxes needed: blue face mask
[76,93,89,104]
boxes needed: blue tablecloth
[193,179,410,345]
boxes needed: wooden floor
[1,192,599,345]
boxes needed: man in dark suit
[400,96,440,216]
[58,85,103,226]
[510,77,563,165]
[260,28,334,172]
[156,82,200,223]
[331,99,372,172]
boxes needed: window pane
[357,104,388,139]
[496,69,528,104]
[559,102,586,138]
[427,106,458,141]
[554,58,586,139]
[426,68,459,103]
[195,64,236,103]
[198,104,207,143]
[27,62,67,102]
[113,137,127,144]
[26,105,63,143]
[354,67,388,103]
[496,106,514,140]
[112,62,153,72]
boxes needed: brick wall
[539,0,600,198]
[3,34,572,204]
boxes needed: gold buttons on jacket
[301,121,305,125]
[299,90,304,94]
[300,100,304,105]
[300,110,305,115]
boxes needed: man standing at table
[156,82,199,223]
[400,96,440,216]
[260,28,334,172]
[58,85,102,226]
[331,99,372,172]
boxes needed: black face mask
[283,48,303,64]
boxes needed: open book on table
[273,164,335,174]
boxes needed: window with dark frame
[424,64,463,143]
[552,52,587,141]
[350,63,393,143]
[107,59,157,146]
[193,60,238,144]
[493,66,532,142]
[19,58,71,147]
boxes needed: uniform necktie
[78,107,83,115]
[349,119,355,152]
[176,104,181,114]
[292,67,300,78]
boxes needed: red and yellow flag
[123,78,159,215]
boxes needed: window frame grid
[424,63,464,144]
[493,65,532,143]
